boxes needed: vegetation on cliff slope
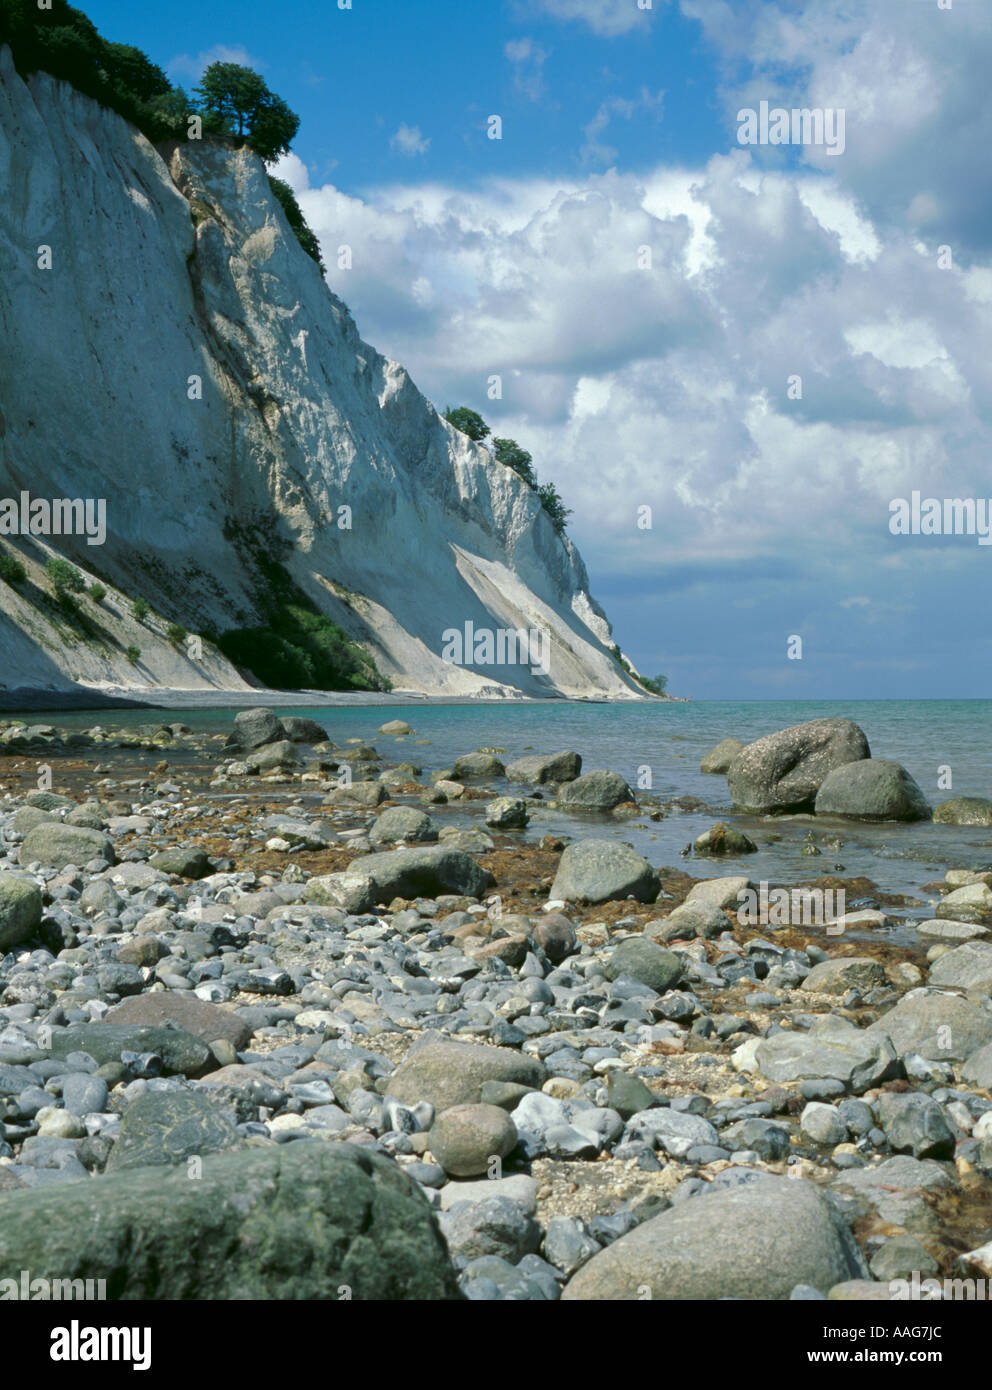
[0,1,321,265]
[443,406,574,537]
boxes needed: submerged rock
[934,797,992,826]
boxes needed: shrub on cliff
[0,552,26,586]
[218,611,389,693]
[45,557,85,601]
[268,176,324,270]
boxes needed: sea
[24,699,992,926]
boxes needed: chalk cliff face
[0,48,642,699]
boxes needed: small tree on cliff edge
[196,62,300,159]
[444,406,490,443]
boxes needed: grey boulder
[349,845,490,903]
[562,1177,865,1300]
[228,708,284,749]
[484,797,529,829]
[754,1015,897,1093]
[558,770,634,810]
[0,1142,460,1300]
[928,941,992,994]
[700,738,745,774]
[876,1092,954,1160]
[727,719,870,815]
[389,1040,546,1112]
[19,823,115,870]
[505,751,581,784]
[0,875,43,949]
[550,838,659,905]
[368,806,437,848]
[452,753,505,781]
[801,957,887,995]
[604,938,683,993]
[106,1091,240,1172]
[868,988,992,1061]
[813,759,931,821]
[279,716,328,743]
[933,797,992,826]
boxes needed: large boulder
[832,1157,953,1230]
[813,760,931,821]
[228,708,283,751]
[349,845,489,903]
[505,751,582,784]
[727,719,870,814]
[11,807,53,835]
[646,901,728,942]
[558,770,634,810]
[19,822,116,870]
[0,1142,461,1300]
[550,839,659,905]
[389,1040,546,1112]
[562,1177,865,1300]
[106,991,252,1050]
[928,940,992,994]
[754,1015,898,1093]
[0,874,42,949]
[379,720,412,735]
[368,806,437,848]
[700,738,744,774]
[868,988,992,1061]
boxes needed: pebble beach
[0,709,990,1302]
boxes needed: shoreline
[0,686,676,714]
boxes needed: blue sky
[83,0,992,700]
[84,0,728,185]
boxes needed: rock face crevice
[0,48,643,699]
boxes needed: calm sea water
[38,699,992,918]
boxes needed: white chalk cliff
[0,48,643,699]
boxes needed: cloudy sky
[88,0,992,699]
